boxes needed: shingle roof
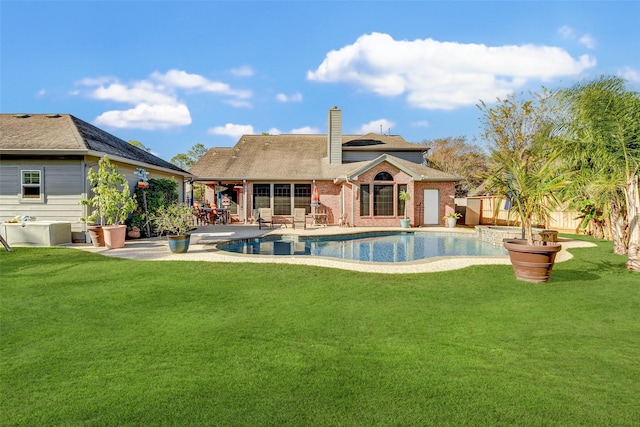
[190,135,329,180]
[0,113,189,174]
[342,133,426,151]
[189,133,459,182]
[345,154,463,182]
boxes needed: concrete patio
[65,224,595,274]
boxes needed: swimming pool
[218,231,507,263]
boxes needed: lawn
[1,235,639,426]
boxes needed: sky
[2,1,639,161]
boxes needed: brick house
[189,107,461,227]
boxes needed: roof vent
[45,114,61,118]
[14,114,30,118]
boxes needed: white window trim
[20,169,44,203]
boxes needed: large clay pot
[167,234,190,253]
[503,239,562,283]
[87,226,105,247]
[102,225,127,249]
[127,226,141,239]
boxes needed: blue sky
[2,1,639,161]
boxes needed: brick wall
[221,162,456,227]
[413,181,457,226]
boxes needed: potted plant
[399,190,411,228]
[81,156,136,249]
[479,90,569,282]
[127,226,141,239]
[150,202,194,253]
[494,156,567,282]
[81,168,106,247]
[443,212,461,228]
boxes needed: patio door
[423,189,440,225]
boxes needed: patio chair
[258,208,274,230]
[293,208,307,229]
[194,206,209,225]
[338,213,349,227]
[313,205,328,226]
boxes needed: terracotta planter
[87,226,105,247]
[503,239,562,283]
[127,227,141,239]
[102,225,127,249]
[167,234,191,253]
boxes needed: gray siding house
[0,113,191,241]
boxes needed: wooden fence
[463,197,582,233]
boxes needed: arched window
[374,171,393,181]
[370,172,394,215]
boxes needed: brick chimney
[327,106,342,165]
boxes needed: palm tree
[488,141,568,244]
[478,89,570,245]
[556,76,640,271]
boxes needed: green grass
[1,235,639,426]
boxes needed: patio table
[275,215,294,228]
[309,212,327,227]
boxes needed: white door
[423,189,440,225]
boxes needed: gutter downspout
[334,176,354,227]
[82,159,99,233]
[346,178,357,228]
[243,179,247,223]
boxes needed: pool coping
[63,225,597,274]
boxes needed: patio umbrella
[311,185,320,207]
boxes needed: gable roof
[190,133,459,182]
[0,113,190,175]
[344,154,462,182]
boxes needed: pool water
[218,231,507,263]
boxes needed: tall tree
[171,143,209,201]
[556,76,640,270]
[421,136,488,197]
[128,140,151,152]
[170,143,208,170]
[478,88,570,244]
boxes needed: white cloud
[558,25,575,39]
[207,123,255,139]
[92,81,177,105]
[151,70,252,98]
[225,99,253,108]
[230,65,255,77]
[276,92,303,102]
[78,76,117,86]
[266,127,281,135]
[355,118,396,135]
[36,88,46,97]
[558,26,596,49]
[618,67,640,82]
[76,69,252,130]
[578,34,596,49]
[290,126,319,134]
[95,103,191,130]
[308,32,596,110]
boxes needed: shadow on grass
[550,269,601,282]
